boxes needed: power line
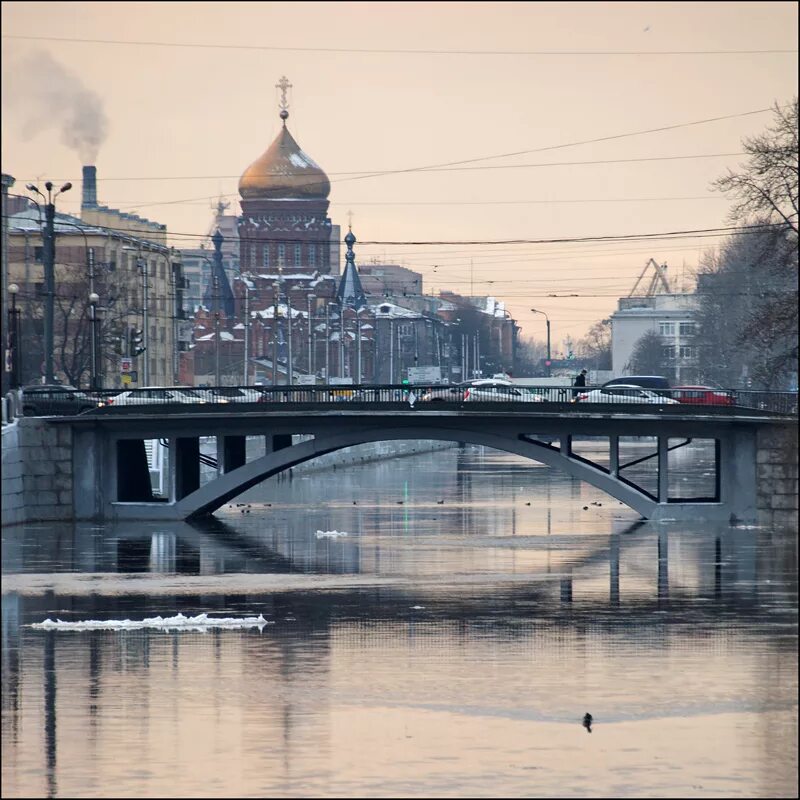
[16,152,749,184]
[4,215,787,248]
[4,34,797,57]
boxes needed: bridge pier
[219,435,247,474]
[116,439,153,502]
[172,437,200,501]
[266,434,293,454]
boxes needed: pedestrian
[572,369,588,398]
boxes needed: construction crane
[628,258,671,297]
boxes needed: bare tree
[576,318,612,370]
[713,98,798,233]
[697,100,799,389]
[627,330,671,377]
[514,337,548,376]
[692,227,797,389]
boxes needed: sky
[2,1,798,350]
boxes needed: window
[662,345,676,359]
[309,244,316,264]
[679,322,696,336]
[262,247,270,268]
[278,243,286,265]
[249,245,256,268]
[659,322,675,337]
[159,262,165,279]
[294,244,302,266]
[679,345,695,358]
[34,246,44,263]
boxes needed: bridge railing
[14,384,799,416]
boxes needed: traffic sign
[120,358,133,372]
[121,373,132,385]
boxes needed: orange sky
[2,1,797,347]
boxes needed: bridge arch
[177,426,658,520]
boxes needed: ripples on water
[2,445,798,798]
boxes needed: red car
[672,385,735,406]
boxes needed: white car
[574,385,680,405]
[104,387,210,407]
[204,387,265,404]
[463,380,544,403]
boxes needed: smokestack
[82,165,97,209]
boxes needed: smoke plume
[4,50,109,163]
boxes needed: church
[186,77,517,386]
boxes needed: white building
[610,293,699,382]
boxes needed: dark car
[601,375,672,397]
[21,384,100,416]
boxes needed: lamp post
[242,278,252,385]
[272,281,279,386]
[213,274,221,386]
[6,283,19,389]
[26,180,72,383]
[88,292,99,391]
[355,307,368,384]
[307,294,316,377]
[530,308,551,377]
[324,302,332,381]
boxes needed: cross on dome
[276,75,292,122]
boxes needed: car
[672,385,735,406]
[463,380,544,403]
[575,385,680,404]
[204,387,265,404]
[103,387,211,407]
[419,385,465,402]
[21,384,102,416]
[601,375,672,396]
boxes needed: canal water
[2,445,798,798]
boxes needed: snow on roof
[372,301,419,319]
[196,331,239,342]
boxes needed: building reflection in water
[1,445,796,797]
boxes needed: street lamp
[88,292,100,391]
[26,180,72,383]
[530,308,551,377]
[6,283,20,389]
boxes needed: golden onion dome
[239,119,330,201]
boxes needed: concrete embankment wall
[2,418,73,527]
[756,423,799,529]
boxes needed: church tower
[238,77,334,275]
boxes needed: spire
[336,226,367,309]
[203,229,236,318]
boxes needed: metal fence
[13,384,800,417]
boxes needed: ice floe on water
[30,613,272,632]
[315,530,348,539]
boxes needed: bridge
[19,384,794,527]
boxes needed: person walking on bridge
[573,369,588,398]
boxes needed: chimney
[82,165,97,209]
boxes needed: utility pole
[287,300,293,384]
[307,294,315,377]
[213,274,221,386]
[272,282,279,386]
[531,308,551,377]
[338,305,344,380]
[243,280,250,385]
[141,255,150,386]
